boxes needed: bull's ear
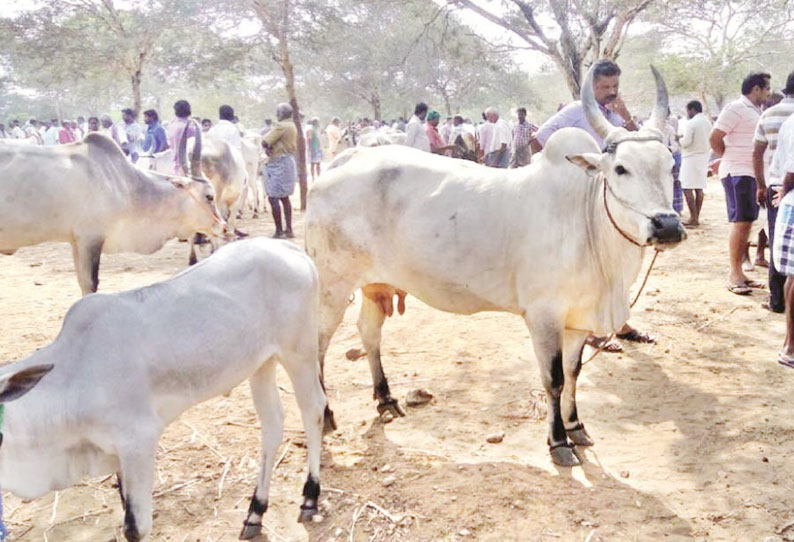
[170,177,191,189]
[0,364,53,403]
[566,153,602,176]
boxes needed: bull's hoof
[297,505,317,523]
[550,443,580,467]
[377,398,406,418]
[238,521,261,540]
[567,424,594,447]
[323,406,337,434]
[252,212,259,219]
[188,252,198,266]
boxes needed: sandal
[586,335,623,353]
[744,279,766,289]
[755,259,770,268]
[616,329,656,344]
[778,351,794,369]
[727,284,752,295]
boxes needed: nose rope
[602,179,648,248]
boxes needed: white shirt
[208,119,242,151]
[405,115,430,152]
[679,113,712,157]
[11,126,24,139]
[487,118,512,154]
[771,115,794,184]
[124,121,143,155]
[43,126,60,146]
[478,122,493,154]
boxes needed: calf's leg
[359,286,404,417]
[240,361,284,540]
[525,315,578,466]
[280,347,327,522]
[561,330,593,447]
[71,236,104,295]
[118,440,157,542]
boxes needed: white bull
[0,132,224,295]
[0,238,328,542]
[241,134,264,217]
[356,130,406,147]
[305,66,685,467]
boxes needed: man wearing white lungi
[263,103,298,239]
[771,112,794,367]
[679,100,712,226]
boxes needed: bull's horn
[646,65,669,133]
[582,63,618,142]
[190,119,202,179]
[178,120,190,176]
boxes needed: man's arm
[783,172,794,196]
[753,140,768,206]
[710,129,727,157]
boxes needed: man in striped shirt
[754,71,794,311]
[510,107,537,168]
[710,72,771,294]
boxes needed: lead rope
[581,248,660,366]
[0,404,6,541]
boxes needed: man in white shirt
[121,108,143,163]
[10,120,24,139]
[770,113,794,366]
[208,104,242,151]
[405,102,430,152]
[43,119,60,146]
[100,115,128,149]
[679,100,713,226]
[484,107,511,168]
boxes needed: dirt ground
[2,175,793,542]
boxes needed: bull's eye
[206,194,214,203]
[615,165,628,175]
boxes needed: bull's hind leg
[525,314,578,467]
[70,236,104,295]
[561,330,594,447]
[316,276,358,432]
[359,285,405,418]
[240,360,283,540]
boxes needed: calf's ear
[0,364,54,403]
[566,153,602,176]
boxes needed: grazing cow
[0,238,328,542]
[305,66,686,466]
[138,135,247,227]
[0,128,224,295]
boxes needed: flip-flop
[586,336,623,353]
[778,351,794,368]
[755,260,770,268]
[616,329,657,343]
[744,279,766,289]
[727,284,752,295]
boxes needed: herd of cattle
[0,66,685,542]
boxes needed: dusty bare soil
[2,177,793,542]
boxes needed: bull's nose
[649,213,686,245]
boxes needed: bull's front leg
[561,330,594,447]
[358,288,405,418]
[525,315,578,467]
[70,236,104,295]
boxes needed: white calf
[0,238,328,541]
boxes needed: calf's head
[567,66,686,250]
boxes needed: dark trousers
[768,187,786,311]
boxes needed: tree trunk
[372,95,381,122]
[277,2,307,210]
[131,69,142,114]
[442,92,452,116]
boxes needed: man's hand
[608,96,632,122]
[757,186,768,208]
[773,189,782,208]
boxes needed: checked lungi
[773,190,794,277]
[263,153,297,198]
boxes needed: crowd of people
[5,60,794,366]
